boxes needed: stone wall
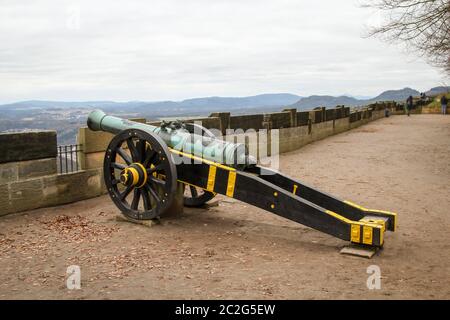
[0,168,104,216]
[205,104,390,159]
[229,114,264,131]
[268,112,292,129]
[0,158,57,185]
[296,111,310,126]
[0,131,57,185]
[0,131,57,163]
[0,130,104,216]
[310,109,324,123]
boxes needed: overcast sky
[0,0,446,103]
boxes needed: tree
[364,0,450,74]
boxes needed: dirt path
[1,114,449,299]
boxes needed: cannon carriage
[88,110,397,248]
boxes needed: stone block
[311,120,334,141]
[42,169,104,206]
[334,118,350,134]
[344,107,350,117]
[0,131,57,164]
[184,117,221,131]
[18,158,57,180]
[310,110,323,123]
[0,158,56,184]
[349,112,358,123]
[0,184,11,216]
[278,126,312,153]
[77,127,114,154]
[0,162,18,184]
[296,111,310,126]
[210,112,231,134]
[350,120,363,129]
[282,108,297,127]
[269,112,292,129]
[1,167,104,216]
[9,178,44,213]
[84,151,106,170]
[229,114,264,131]
[325,108,335,121]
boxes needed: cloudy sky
[0,0,446,103]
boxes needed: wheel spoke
[146,183,162,203]
[143,150,157,167]
[117,147,132,165]
[120,184,133,201]
[137,139,146,163]
[141,187,152,211]
[127,138,140,162]
[149,176,166,186]
[111,162,126,170]
[189,185,198,198]
[146,164,163,175]
[111,178,120,185]
[131,188,141,210]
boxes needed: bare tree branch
[364,0,450,74]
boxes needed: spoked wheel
[103,129,177,220]
[182,123,216,207]
[183,185,216,207]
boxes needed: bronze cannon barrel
[87,110,255,168]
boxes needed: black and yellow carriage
[88,110,396,249]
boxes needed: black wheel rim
[183,185,215,207]
[104,129,177,220]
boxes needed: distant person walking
[405,95,413,117]
[420,92,427,105]
[441,95,448,115]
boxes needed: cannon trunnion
[88,110,397,249]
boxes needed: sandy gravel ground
[0,114,449,299]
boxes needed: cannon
[87,110,397,248]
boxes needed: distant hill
[290,95,360,109]
[0,87,444,116]
[179,94,301,108]
[370,87,419,101]
[0,86,442,145]
[291,87,420,109]
[425,86,450,96]
[0,94,302,117]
